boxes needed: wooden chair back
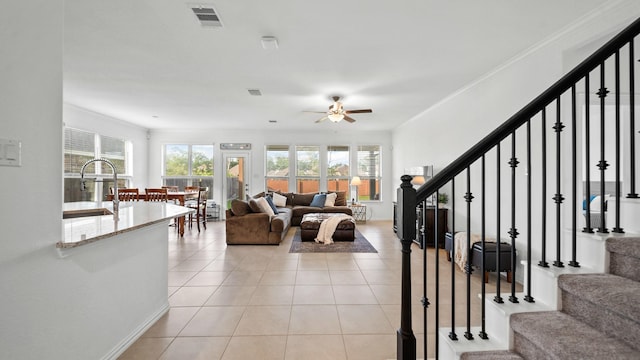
[184,186,200,192]
[162,185,179,193]
[118,188,139,201]
[145,188,168,202]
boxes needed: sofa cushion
[248,198,262,213]
[265,195,279,213]
[293,192,317,206]
[272,192,287,207]
[324,192,337,207]
[231,199,252,216]
[310,194,326,208]
[255,197,275,216]
[328,191,347,206]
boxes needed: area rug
[289,228,378,253]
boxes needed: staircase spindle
[479,156,489,338]
[525,120,535,302]
[553,97,565,268]
[495,144,504,303]
[509,131,519,303]
[570,85,580,268]
[422,198,431,359]
[613,51,624,233]
[449,180,458,341]
[583,74,594,233]
[597,62,609,233]
[464,168,474,340]
[628,39,638,198]
[540,109,550,267]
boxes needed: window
[163,144,214,196]
[64,128,130,202]
[326,145,350,195]
[356,145,381,201]
[296,145,320,193]
[265,145,289,192]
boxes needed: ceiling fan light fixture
[328,113,344,122]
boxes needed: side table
[349,204,367,223]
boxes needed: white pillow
[590,194,610,212]
[256,197,275,216]
[272,192,287,207]
[324,192,337,207]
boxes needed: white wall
[63,103,150,187]
[392,2,640,280]
[149,128,394,220]
[0,3,164,359]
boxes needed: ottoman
[300,213,355,242]
[471,242,513,283]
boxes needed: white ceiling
[63,0,609,131]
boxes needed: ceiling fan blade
[343,115,356,123]
[345,109,372,114]
[315,116,329,123]
[303,110,328,114]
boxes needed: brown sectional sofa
[225,191,352,245]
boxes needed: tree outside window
[356,145,381,201]
[266,145,289,192]
[296,146,320,193]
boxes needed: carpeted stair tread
[459,350,523,360]
[606,237,640,258]
[558,273,640,323]
[511,311,638,359]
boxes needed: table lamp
[350,176,362,204]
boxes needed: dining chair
[161,185,179,193]
[145,188,168,202]
[187,187,208,232]
[184,186,200,192]
[118,188,139,201]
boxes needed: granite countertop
[58,201,194,249]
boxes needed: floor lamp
[350,176,362,204]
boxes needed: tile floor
[119,220,517,360]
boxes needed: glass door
[223,152,250,214]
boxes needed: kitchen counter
[58,201,193,248]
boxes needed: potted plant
[438,193,449,208]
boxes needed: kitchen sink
[62,208,113,219]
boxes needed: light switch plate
[0,138,21,166]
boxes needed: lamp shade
[350,176,362,186]
[411,175,425,185]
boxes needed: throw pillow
[230,199,252,216]
[330,191,347,206]
[272,192,287,207]
[293,192,316,206]
[324,192,337,207]
[310,193,326,208]
[264,195,279,214]
[256,197,275,216]
[248,198,262,213]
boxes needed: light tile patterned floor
[119,220,516,359]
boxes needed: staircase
[460,237,640,359]
[394,16,640,360]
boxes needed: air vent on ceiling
[247,89,262,96]
[190,5,222,28]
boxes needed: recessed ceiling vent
[190,5,222,28]
[247,89,262,96]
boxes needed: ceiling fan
[306,96,372,123]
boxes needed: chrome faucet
[80,158,119,213]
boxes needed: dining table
[107,190,198,236]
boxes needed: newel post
[397,175,417,360]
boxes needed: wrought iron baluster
[553,97,565,268]
[583,75,594,233]
[449,179,458,341]
[539,109,550,267]
[464,168,474,340]
[570,85,580,268]
[509,131,519,303]
[597,62,609,233]
[422,198,430,359]
[524,120,535,302]
[628,39,638,199]
[495,144,504,303]
[613,50,624,233]
[479,156,489,338]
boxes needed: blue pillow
[310,194,326,208]
[264,195,279,214]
